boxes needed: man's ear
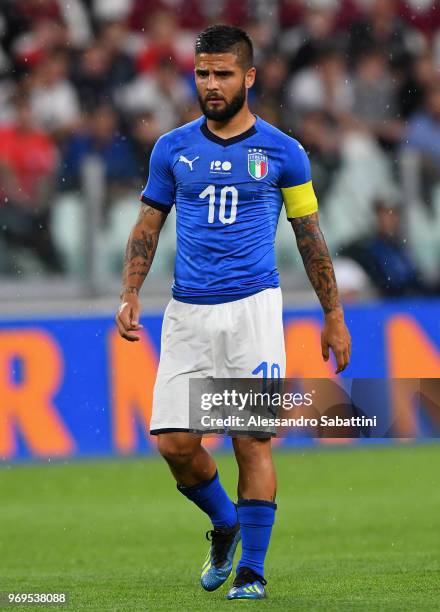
[245,67,256,89]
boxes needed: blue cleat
[227,567,267,600]
[200,523,241,591]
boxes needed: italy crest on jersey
[248,150,268,180]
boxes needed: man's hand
[116,291,143,342]
[321,307,351,374]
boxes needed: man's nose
[206,74,219,90]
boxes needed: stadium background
[0,1,439,609]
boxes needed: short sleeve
[140,135,175,212]
[278,138,318,220]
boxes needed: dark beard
[198,83,246,121]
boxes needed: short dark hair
[195,24,253,69]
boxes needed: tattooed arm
[122,204,167,294]
[291,212,351,373]
[291,212,340,314]
[116,204,167,342]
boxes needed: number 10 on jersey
[199,185,238,225]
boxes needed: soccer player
[116,25,351,600]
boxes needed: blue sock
[236,499,277,578]
[177,471,237,529]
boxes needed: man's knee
[157,433,201,467]
[233,436,272,465]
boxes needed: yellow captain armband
[281,180,318,219]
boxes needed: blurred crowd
[1,0,440,297]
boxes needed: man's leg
[227,436,276,599]
[157,432,237,527]
[157,431,215,486]
[157,432,240,591]
[233,436,276,501]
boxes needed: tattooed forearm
[126,232,154,261]
[121,204,167,293]
[291,213,340,314]
[123,231,158,288]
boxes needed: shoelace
[233,567,267,587]
[205,527,236,567]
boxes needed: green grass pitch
[0,444,439,611]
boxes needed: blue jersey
[141,115,317,304]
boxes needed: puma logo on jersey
[179,155,199,171]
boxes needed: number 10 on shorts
[252,361,281,392]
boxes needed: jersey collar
[200,117,257,147]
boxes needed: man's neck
[206,106,255,139]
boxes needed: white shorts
[150,287,286,434]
